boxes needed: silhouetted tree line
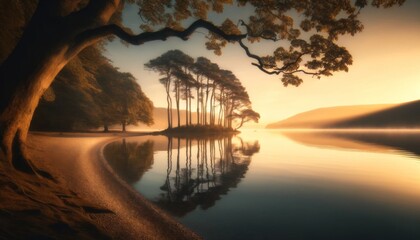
[30,45,153,132]
[145,50,260,130]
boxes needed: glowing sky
[105,1,420,127]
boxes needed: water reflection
[104,130,420,240]
[104,135,260,216]
[157,136,260,216]
[104,139,154,184]
[330,131,420,157]
[281,130,420,157]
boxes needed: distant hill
[266,104,395,129]
[330,100,420,128]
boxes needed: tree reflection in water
[157,136,260,217]
[104,139,154,184]
[104,135,260,217]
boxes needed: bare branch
[287,69,322,76]
[238,39,319,77]
[72,19,247,54]
[238,40,279,74]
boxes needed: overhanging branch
[72,19,247,54]
[238,39,323,77]
[238,39,278,75]
[73,18,323,78]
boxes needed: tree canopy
[30,45,154,132]
[127,0,405,85]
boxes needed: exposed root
[1,161,111,239]
[10,133,57,183]
[11,133,36,175]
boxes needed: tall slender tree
[191,57,216,125]
[146,50,191,129]
[147,51,260,130]
[172,67,194,127]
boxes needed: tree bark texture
[0,0,121,169]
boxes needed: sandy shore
[0,132,200,239]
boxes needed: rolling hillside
[330,100,420,128]
[266,104,395,129]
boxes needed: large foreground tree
[0,0,404,172]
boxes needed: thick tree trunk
[0,56,69,171]
[122,122,126,132]
[104,124,109,132]
[0,17,70,170]
[0,1,120,170]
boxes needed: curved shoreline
[27,132,201,239]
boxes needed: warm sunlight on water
[104,130,420,240]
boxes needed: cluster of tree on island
[146,50,260,131]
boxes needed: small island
[160,125,239,137]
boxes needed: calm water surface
[104,130,420,240]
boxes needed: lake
[104,130,420,240]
